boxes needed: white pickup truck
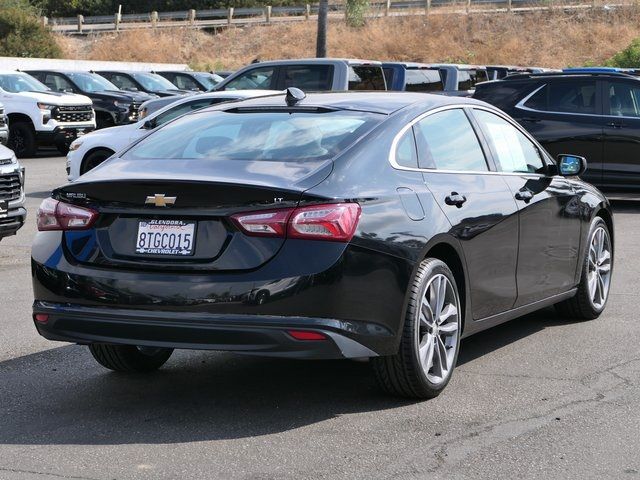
[0,71,95,157]
[0,102,8,145]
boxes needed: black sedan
[31,90,614,398]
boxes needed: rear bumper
[33,301,380,359]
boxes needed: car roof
[233,58,382,67]
[382,62,439,70]
[200,91,485,115]
[429,63,487,70]
[23,70,95,74]
[144,90,283,116]
[503,71,640,81]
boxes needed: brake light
[287,330,327,341]
[37,198,98,231]
[231,203,360,242]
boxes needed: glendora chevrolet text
[31,90,614,398]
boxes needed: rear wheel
[81,149,114,175]
[88,344,173,372]
[8,122,36,158]
[372,258,461,399]
[555,216,612,320]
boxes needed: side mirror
[557,154,587,177]
[143,119,156,130]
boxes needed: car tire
[555,216,612,320]
[8,122,36,158]
[372,258,462,399]
[88,344,173,372]
[81,149,114,175]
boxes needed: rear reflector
[34,314,49,324]
[287,330,328,341]
[37,198,98,232]
[231,203,361,243]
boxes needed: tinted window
[106,74,138,90]
[44,74,73,92]
[154,98,219,127]
[125,110,382,162]
[405,69,443,92]
[395,129,418,168]
[0,73,48,93]
[173,74,200,90]
[608,82,640,117]
[414,109,487,171]
[348,66,386,90]
[223,67,275,90]
[524,81,597,114]
[474,110,545,174]
[457,69,488,90]
[281,65,332,90]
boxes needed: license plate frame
[135,219,196,256]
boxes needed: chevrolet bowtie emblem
[145,194,177,207]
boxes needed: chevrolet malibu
[31,90,613,398]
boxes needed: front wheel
[8,122,36,158]
[88,344,173,372]
[555,216,612,320]
[372,258,462,399]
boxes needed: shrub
[0,1,62,58]
[345,0,369,28]
[606,38,640,68]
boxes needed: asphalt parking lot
[1,155,640,480]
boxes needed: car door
[413,107,520,320]
[601,78,640,194]
[513,78,604,188]
[471,107,582,307]
[219,66,278,91]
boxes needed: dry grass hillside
[58,7,640,69]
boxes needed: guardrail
[45,0,624,34]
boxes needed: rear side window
[348,66,386,90]
[404,69,443,92]
[414,109,488,171]
[608,82,640,117]
[395,129,418,168]
[474,109,545,174]
[124,110,382,162]
[457,69,488,90]
[281,65,333,91]
[173,74,200,90]
[524,81,597,114]
[107,74,138,91]
[223,67,276,90]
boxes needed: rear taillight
[231,203,361,243]
[37,198,98,231]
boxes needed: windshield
[124,109,382,162]
[131,72,177,91]
[0,73,49,93]
[66,72,118,92]
[194,72,222,90]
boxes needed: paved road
[1,155,640,480]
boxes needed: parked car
[383,62,445,92]
[95,71,191,97]
[0,103,8,145]
[155,71,224,92]
[486,65,558,81]
[0,71,95,157]
[66,90,280,179]
[137,95,188,120]
[213,70,233,79]
[33,90,613,399]
[214,59,387,91]
[429,64,489,96]
[474,70,640,197]
[25,70,154,128]
[0,143,25,241]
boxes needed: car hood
[16,90,93,105]
[87,90,154,103]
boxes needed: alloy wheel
[416,274,460,385]
[587,226,612,310]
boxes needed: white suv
[67,90,279,180]
[0,71,95,157]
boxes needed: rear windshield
[123,109,382,162]
[405,69,444,92]
[458,69,489,91]
[348,66,386,90]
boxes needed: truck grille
[0,173,21,202]
[53,105,93,123]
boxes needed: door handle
[445,192,467,208]
[605,121,623,128]
[515,189,534,203]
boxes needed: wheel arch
[81,146,115,175]
[7,113,34,127]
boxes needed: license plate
[135,220,196,256]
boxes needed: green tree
[0,0,62,58]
